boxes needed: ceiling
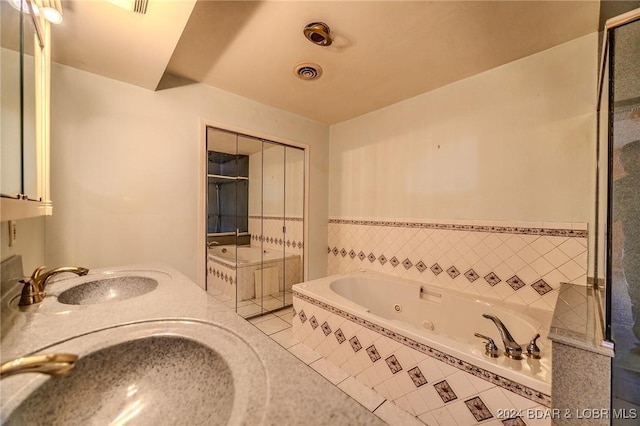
[50,1,602,125]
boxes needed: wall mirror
[1,0,42,201]
[205,126,305,318]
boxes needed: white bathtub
[292,270,553,417]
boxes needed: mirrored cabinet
[205,126,305,318]
[1,0,52,220]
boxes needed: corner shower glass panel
[600,15,640,420]
[207,152,248,234]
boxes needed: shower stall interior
[205,126,305,318]
[596,9,640,419]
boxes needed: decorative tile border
[208,257,237,271]
[328,218,587,238]
[294,291,551,407]
[251,234,304,249]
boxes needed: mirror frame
[1,0,52,220]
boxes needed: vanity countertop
[1,264,385,425]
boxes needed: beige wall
[47,63,329,282]
[329,33,598,226]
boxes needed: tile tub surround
[207,249,301,301]
[293,292,552,426]
[328,218,589,311]
[249,215,304,256]
[1,264,384,426]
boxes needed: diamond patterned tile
[464,269,479,282]
[502,418,527,426]
[309,316,319,329]
[390,257,400,267]
[358,251,366,261]
[531,279,553,295]
[434,380,457,403]
[349,250,357,259]
[366,345,381,363]
[385,355,403,374]
[332,247,339,256]
[321,321,332,336]
[299,310,307,323]
[415,261,427,273]
[368,252,377,263]
[483,272,501,286]
[407,366,428,387]
[340,248,347,257]
[335,328,346,344]
[446,266,461,279]
[402,258,413,270]
[506,275,526,291]
[378,254,388,265]
[431,263,443,275]
[464,396,493,422]
[350,336,363,353]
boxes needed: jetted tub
[292,270,554,421]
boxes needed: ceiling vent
[133,0,149,14]
[294,63,323,81]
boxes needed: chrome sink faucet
[482,313,523,360]
[1,353,78,379]
[19,266,89,306]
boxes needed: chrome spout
[19,266,89,306]
[1,353,78,379]
[482,313,523,360]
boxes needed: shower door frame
[196,119,310,293]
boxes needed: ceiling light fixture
[40,0,63,24]
[303,22,333,46]
[108,0,149,14]
[8,0,30,13]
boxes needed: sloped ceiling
[50,1,601,124]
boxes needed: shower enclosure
[596,9,640,420]
[205,126,305,318]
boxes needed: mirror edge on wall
[0,0,53,222]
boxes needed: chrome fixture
[294,63,323,81]
[207,241,220,248]
[482,313,523,360]
[19,266,89,306]
[474,333,499,358]
[526,333,541,359]
[1,353,78,379]
[303,22,333,46]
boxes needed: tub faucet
[1,353,78,379]
[19,266,89,306]
[207,241,220,248]
[482,313,523,360]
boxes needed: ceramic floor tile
[248,313,277,324]
[310,357,350,385]
[270,327,297,349]
[288,343,323,365]
[373,400,425,426]
[253,316,291,335]
[236,303,262,317]
[338,376,386,412]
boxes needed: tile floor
[210,289,293,318]
[249,307,426,426]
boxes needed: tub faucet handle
[474,333,499,358]
[526,333,541,359]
